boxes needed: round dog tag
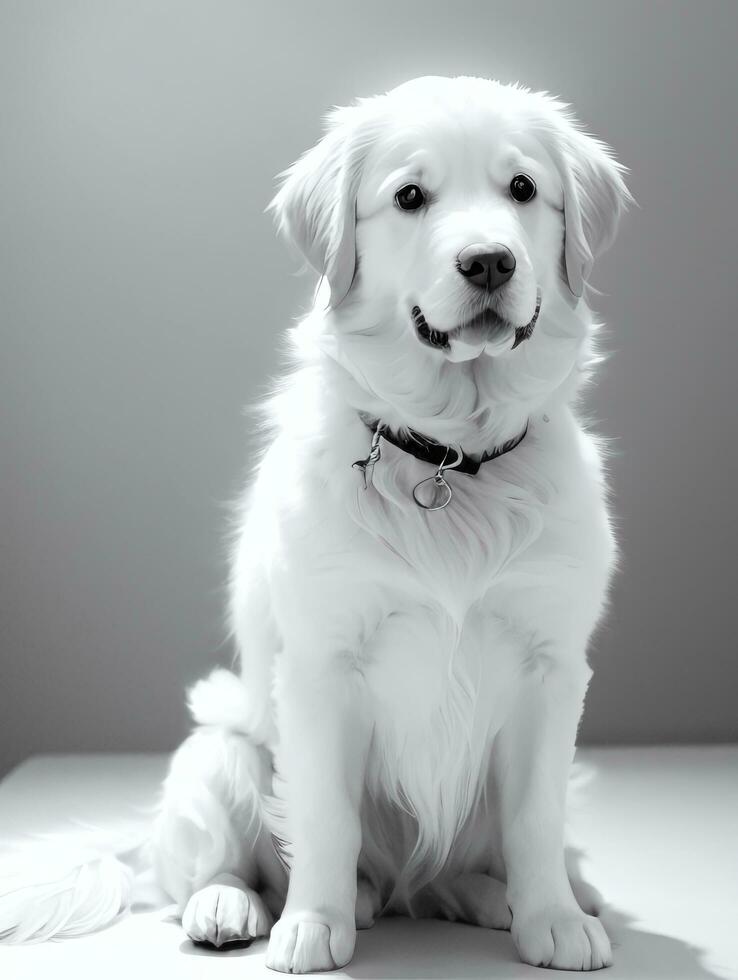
[412,474,453,511]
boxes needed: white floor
[0,746,736,980]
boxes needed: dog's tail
[0,825,155,944]
[0,669,256,945]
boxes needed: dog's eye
[509,174,537,204]
[395,184,426,212]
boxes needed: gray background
[2,0,736,779]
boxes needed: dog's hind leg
[152,726,284,947]
[417,872,513,930]
[426,872,512,929]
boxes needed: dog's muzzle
[411,288,542,353]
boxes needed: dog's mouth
[411,289,542,355]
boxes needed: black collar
[358,412,529,476]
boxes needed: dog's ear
[540,109,634,299]
[269,104,375,308]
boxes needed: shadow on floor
[345,909,729,980]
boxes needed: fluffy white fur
[0,76,631,971]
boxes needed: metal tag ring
[412,473,453,511]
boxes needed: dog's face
[272,75,631,368]
[354,92,563,362]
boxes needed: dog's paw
[446,872,512,930]
[512,905,612,971]
[182,882,272,947]
[266,911,355,973]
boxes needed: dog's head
[271,75,631,370]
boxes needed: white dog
[1,76,631,972]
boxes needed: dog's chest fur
[287,406,612,884]
[258,374,612,889]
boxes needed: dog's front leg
[266,640,370,974]
[495,658,612,971]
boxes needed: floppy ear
[269,104,375,307]
[541,112,633,299]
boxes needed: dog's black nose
[457,244,516,291]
